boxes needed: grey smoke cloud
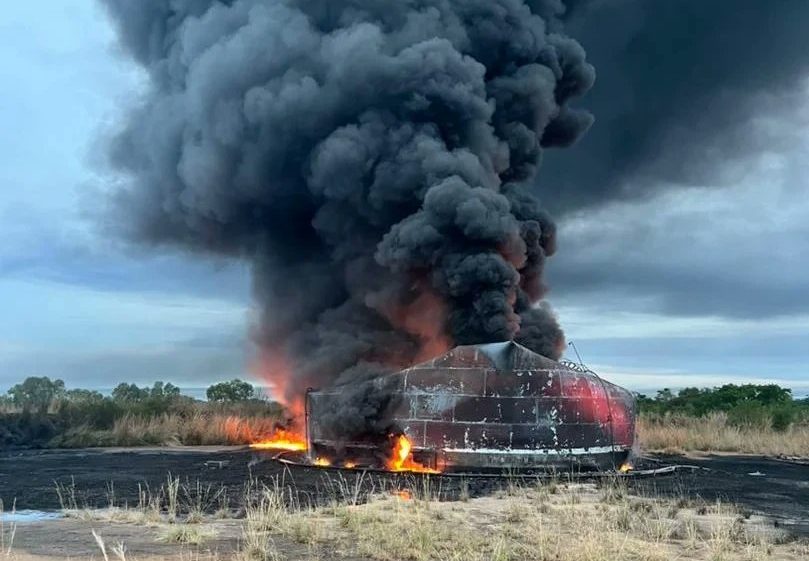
[534,0,809,327]
[540,0,809,211]
[99,0,594,406]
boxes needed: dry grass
[91,528,128,561]
[638,413,809,456]
[59,474,229,531]
[37,474,808,561]
[236,478,805,561]
[53,413,284,448]
[0,500,17,557]
[157,524,216,545]
[110,413,285,447]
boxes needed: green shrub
[111,381,184,417]
[770,405,796,432]
[727,402,769,429]
[8,377,65,413]
[637,384,805,423]
[0,411,60,448]
[55,396,121,430]
[206,379,256,402]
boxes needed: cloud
[593,366,809,397]
[0,338,248,391]
[548,82,809,320]
[540,0,809,211]
[0,1,253,392]
[1,202,250,303]
[0,277,250,389]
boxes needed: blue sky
[0,2,251,391]
[0,2,807,396]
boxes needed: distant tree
[54,389,121,429]
[656,388,674,402]
[112,383,149,403]
[112,382,182,403]
[207,379,256,402]
[8,376,65,413]
[111,381,183,417]
[64,389,104,402]
[150,381,180,399]
[0,394,14,410]
[752,384,792,406]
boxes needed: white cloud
[590,364,809,396]
[556,305,809,341]
[0,278,248,351]
[549,79,809,320]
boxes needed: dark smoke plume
[540,0,809,212]
[316,372,404,462]
[99,0,593,409]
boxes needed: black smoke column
[99,0,593,410]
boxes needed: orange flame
[313,457,331,467]
[253,350,305,425]
[387,435,440,474]
[619,462,633,474]
[395,489,412,500]
[249,428,307,451]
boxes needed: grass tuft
[158,524,216,545]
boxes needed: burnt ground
[1,447,807,537]
[630,454,809,537]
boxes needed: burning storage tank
[306,342,636,472]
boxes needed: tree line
[637,384,809,431]
[1,376,264,414]
[0,376,280,448]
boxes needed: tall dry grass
[54,413,284,448]
[638,412,809,456]
[111,413,284,447]
[0,500,17,557]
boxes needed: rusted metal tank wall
[308,342,636,470]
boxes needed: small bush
[770,405,796,432]
[727,402,769,429]
[0,412,60,448]
[55,396,121,430]
[207,379,256,402]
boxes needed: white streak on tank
[550,406,559,447]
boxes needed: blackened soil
[1,448,807,536]
[629,454,809,537]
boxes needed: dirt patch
[9,518,240,560]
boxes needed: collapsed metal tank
[306,341,636,472]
